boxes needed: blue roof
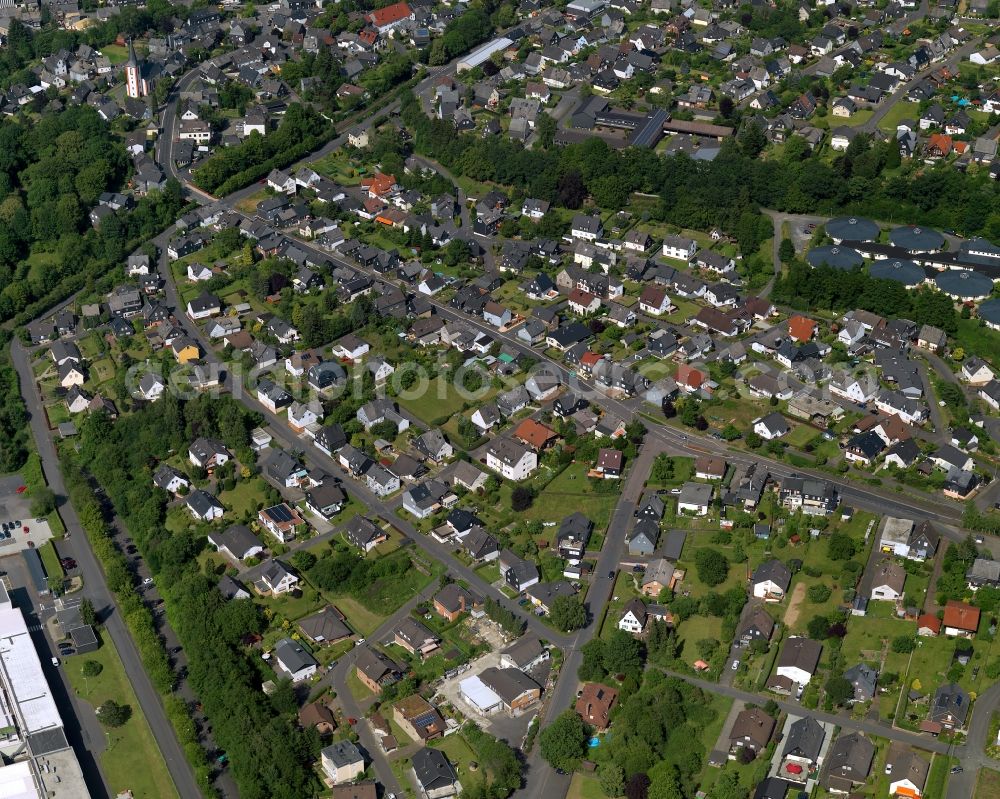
[806,245,863,270]
[869,258,926,286]
[934,269,993,299]
[826,216,879,242]
[888,225,945,252]
[978,297,1000,324]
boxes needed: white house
[261,560,300,594]
[186,489,224,522]
[870,560,906,601]
[752,559,791,601]
[486,438,537,481]
[331,334,370,362]
[187,262,213,282]
[273,638,318,683]
[753,412,789,440]
[962,357,995,386]
[677,482,713,515]
[618,598,646,634]
[774,637,822,689]
[662,235,697,261]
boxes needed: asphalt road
[10,341,204,799]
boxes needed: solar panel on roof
[265,504,294,522]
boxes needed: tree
[550,596,587,632]
[30,487,56,517]
[79,598,97,626]
[536,112,557,149]
[599,763,626,797]
[511,485,535,512]
[892,635,916,653]
[290,550,317,572]
[97,699,132,728]
[661,398,676,419]
[694,548,729,587]
[539,710,587,772]
[647,772,682,799]
[779,238,795,262]
[81,659,103,677]
[680,399,701,428]
[807,615,832,640]
[828,532,856,561]
[825,675,854,706]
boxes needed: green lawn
[428,734,480,789]
[25,250,59,286]
[567,774,603,799]
[827,109,874,128]
[101,44,130,64]
[63,637,180,799]
[840,613,913,681]
[92,358,116,384]
[346,669,373,701]
[516,461,620,533]
[975,768,1000,799]
[925,753,956,799]
[396,375,482,425]
[955,317,1000,368]
[676,614,724,658]
[218,476,266,518]
[474,563,500,584]
[635,359,675,382]
[785,423,820,449]
[38,540,63,579]
[876,101,921,133]
[327,594,387,637]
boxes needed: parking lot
[0,474,54,554]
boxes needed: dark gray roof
[274,636,318,674]
[753,558,791,590]
[826,216,879,241]
[321,740,363,769]
[825,732,874,784]
[210,524,262,558]
[782,716,825,761]
[411,747,458,791]
[869,258,926,286]
[888,225,944,251]
[806,245,863,271]
[299,607,352,643]
[978,297,1000,325]
[935,269,992,298]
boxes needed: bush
[807,584,832,603]
[81,660,103,677]
[511,485,535,512]
[694,548,730,587]
[97,700,132,728]
[891,635,917,653]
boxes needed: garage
[459,675,502,715]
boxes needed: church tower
[124,39,147,99]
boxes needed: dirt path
[783,582,807,630]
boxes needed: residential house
[943,600,980,637]
[575,683,618,731]
[320,740,365,784]
[274,637,318,683]
[870,560,906,601]
[753,559,791,601]
[771,637,822,692]
[729,707,775,760]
